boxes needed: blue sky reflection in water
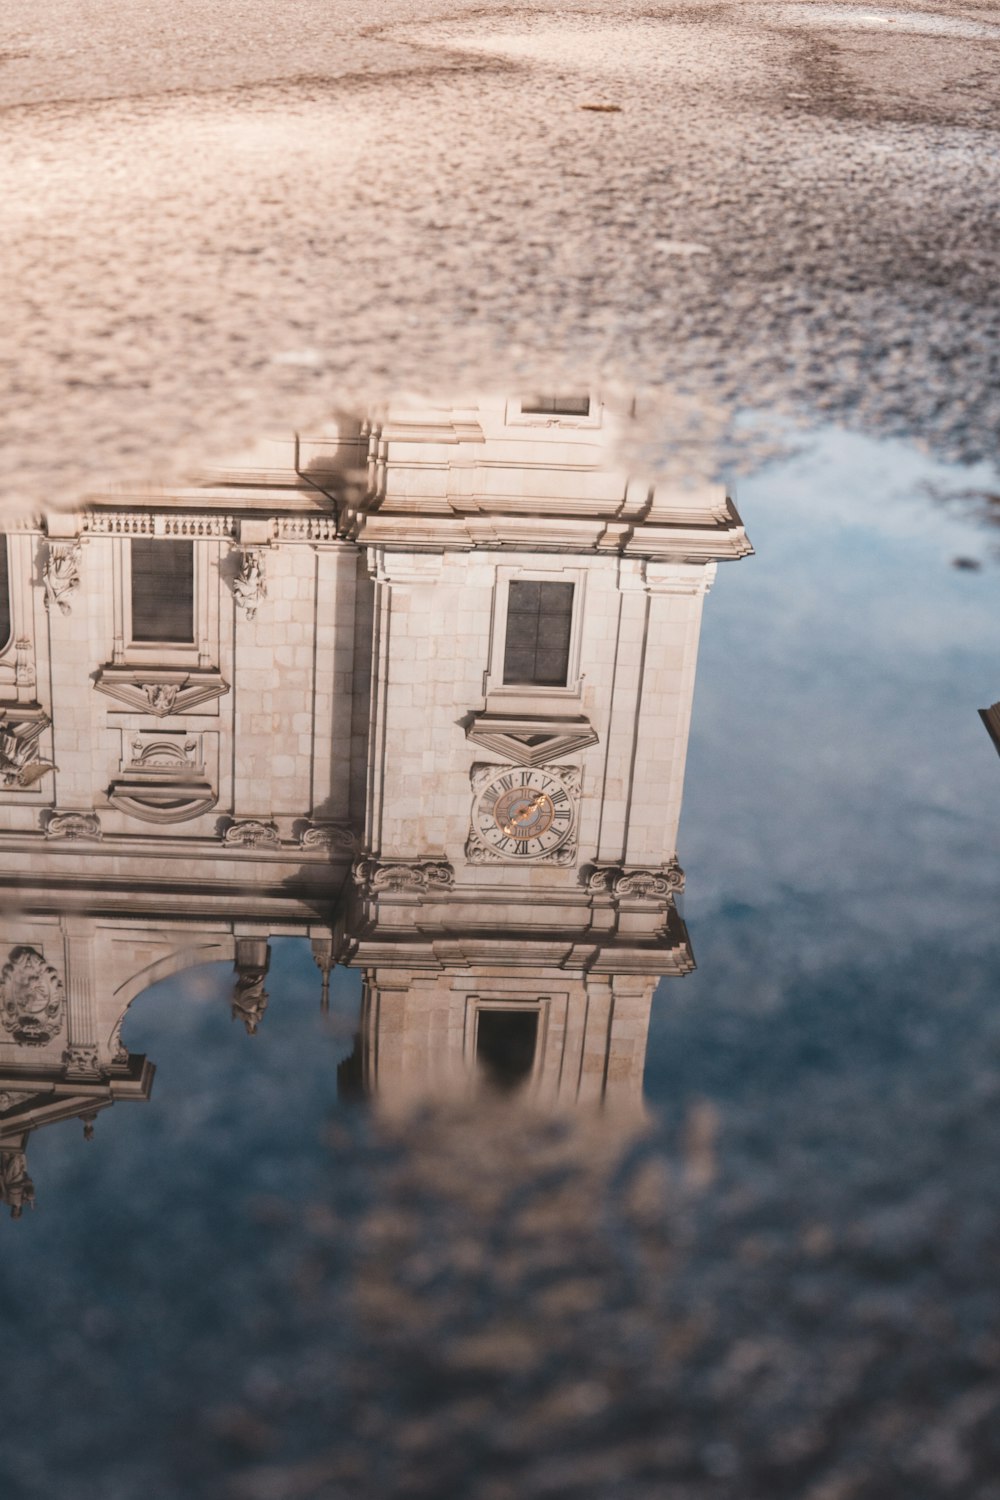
[2,428,1000,1499]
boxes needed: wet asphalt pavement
[2,0,1000,505]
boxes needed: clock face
[473,767,575,860]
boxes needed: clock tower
[329,393,751,1112]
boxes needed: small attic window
[520,396,591,417]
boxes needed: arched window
[0,536,10,652]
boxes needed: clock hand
[501,792,548,836]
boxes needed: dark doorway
[476,1008,539,1093]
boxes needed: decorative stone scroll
[353,858,455,895]
[0,709,56,789]
[222,819,281,849]
[108,1016,129,1067]
[298,822,356,853]
[233,548,267,620]
[583,861,685,899]
[42,540,82,615]
[44,810,102,841]
[0,947,65,1047]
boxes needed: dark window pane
[0,537,9,650]
[503,580,574,685]
[131,539,195,643]
[521,396,591,416]
[476,1009,539,1093]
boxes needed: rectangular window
[476,1008,539,1093]
[520,395,591,417]
[130,539,195,644]
[503,580,574,686]
[0,537,9,650]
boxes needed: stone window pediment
[94,664,228,718]
[465,713,597,767]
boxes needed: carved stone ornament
[0,1149,35,1218]
[0,1089,34,1113]
[0,709,56,789]
[108,1016,129,1067]
[299,822,356,853]
[232,973,269,1035]
[0,947,65,1047]
[109,736,216,823]
[93,666,230,718]
[14,638,36,689]
[353,858,455,895]
[42,540,82,615]
[44,809,102,841]
[233,547,267,620]
[62,1043,101,1078]
[223,819,281,849]
[584,861,686,899]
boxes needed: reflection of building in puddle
[0,395,751,1211]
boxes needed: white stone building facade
[0,395,751,1210]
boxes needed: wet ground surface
[2,432,999,1499]
[3,0,1000,505]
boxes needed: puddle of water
[1,396,999,1494]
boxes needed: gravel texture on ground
[2,0,999,507]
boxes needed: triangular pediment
[93,666,229,717]
[466,714,598,766]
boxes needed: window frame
[484,565,586,712]
[112,535,213,669]
[463,995,551,1092]
[501,578,576,689]
[128,537,197,648]
[504,394,602,431]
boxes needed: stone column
[61,915,100,1078]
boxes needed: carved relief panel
[0,947,65,1048]
[107,730,218,822]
